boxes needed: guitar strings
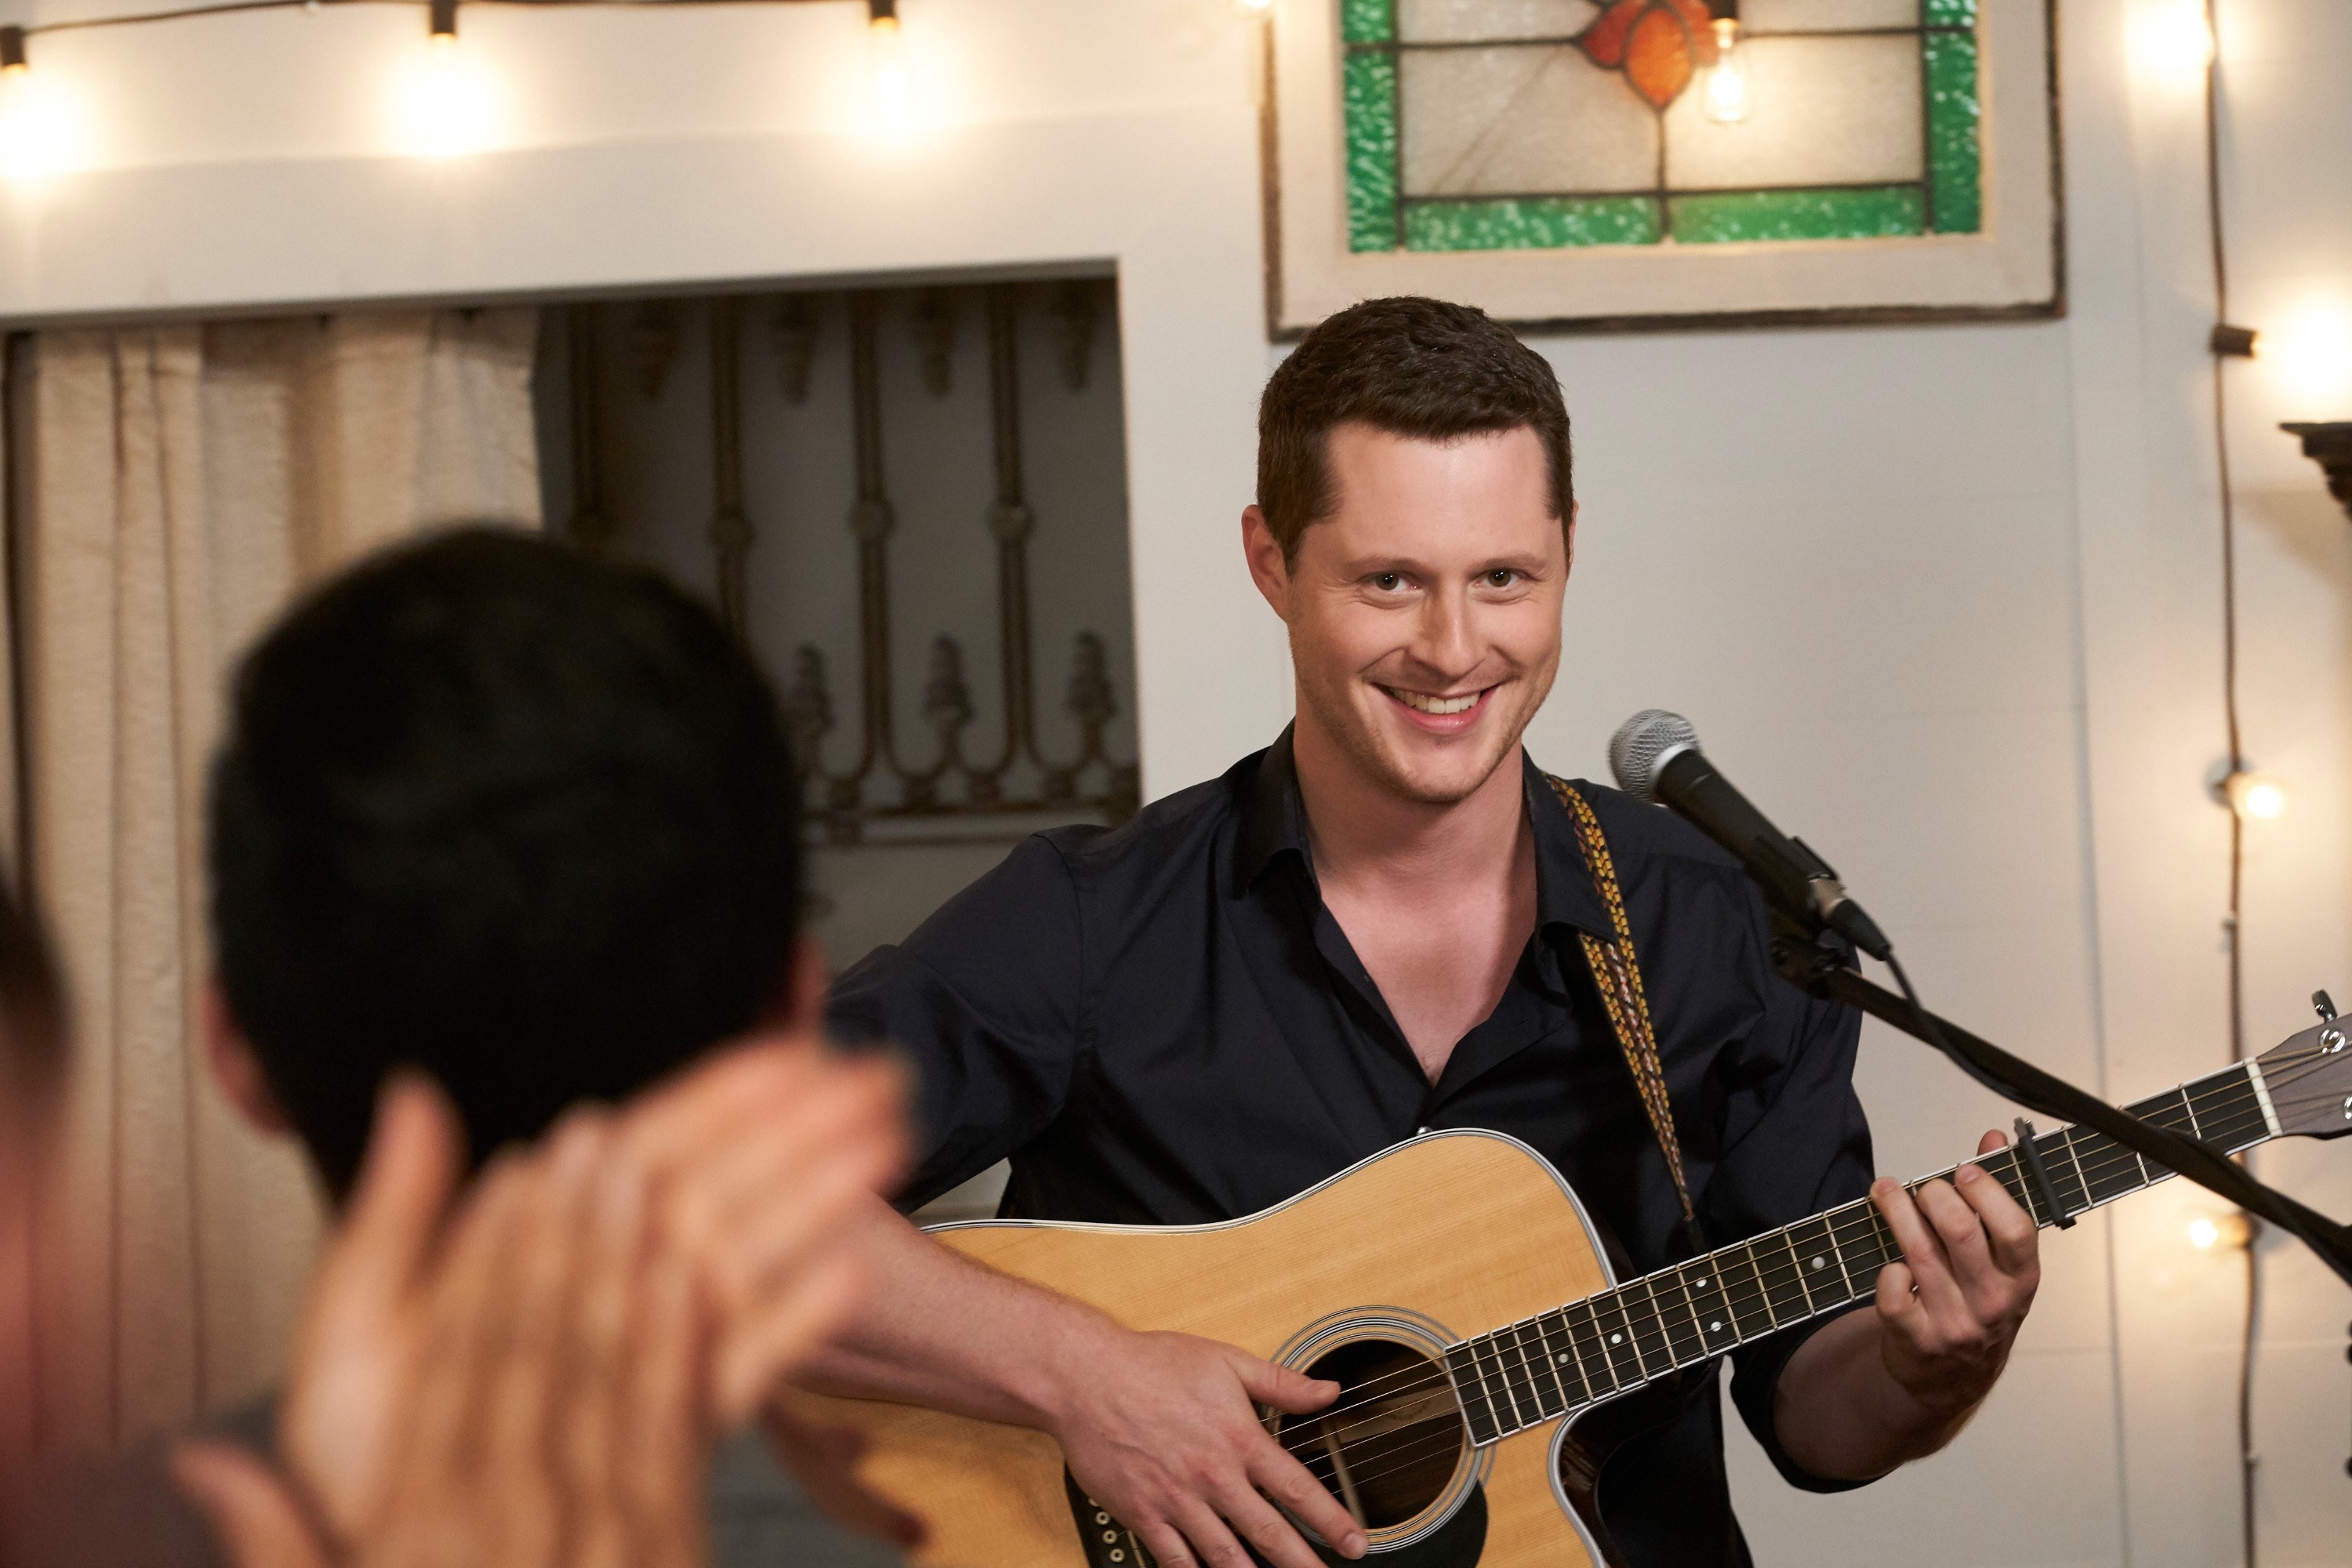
[1269,1054,2328,1462]
[1282,1126,2205,1464]
[1282,1067,2333,1497]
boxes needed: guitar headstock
[2256,1018,2352,1139]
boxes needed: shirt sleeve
[826,833,1089,1211]
[1711,938,1878,1494]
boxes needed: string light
[2129,0,2215,88]
[1230,0,1276,16]
[389,0,501,159]
[2219,768,2288,822]
[2264,294,2352,418]
[0,27,91,183]
[1704,17,1748,125]
[2189,1211,2253,1250]
[865,0,913,126]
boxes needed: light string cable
[1272,1045,2345,1486]
[5,0,833,40]
[2200,0,2263,1558]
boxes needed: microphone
[1607,710,1893,962]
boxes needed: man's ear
[201,980,292,1135]
[1563,500,1580,576]
[1240,506,1293,620]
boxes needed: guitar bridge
[1061,1467,1488,1568]
[1065,1472,1156,1568]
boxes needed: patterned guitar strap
[1546,775,1706,1250]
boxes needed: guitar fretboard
[1442,1060,2281,1446]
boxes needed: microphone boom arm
[1771,917,2352,1288]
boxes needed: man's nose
[1411,588,1478,677]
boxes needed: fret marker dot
[1558,1355,1569,1363]
[1709,1320,1722,1331]
[1694,1277,1707,1287]
[1609,1333,1622,1345]
[1810,1256,1826,1270]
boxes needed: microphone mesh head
[1608,710,1700,803]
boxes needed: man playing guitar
[811,296,2041,1567]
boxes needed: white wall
[2,0,2347,1560]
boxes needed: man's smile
[1379,684,1496,729]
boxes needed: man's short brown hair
[1256,296,1573,563]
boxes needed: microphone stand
[1769,916,2352,1290]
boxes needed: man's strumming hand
[1045,1324,1366,1568]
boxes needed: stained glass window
[1341,0,1981,253]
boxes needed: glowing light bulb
[2186,1211,2249,1250]
[1704,18,1748,125]
[390,0,500,158]
[1231,0,1276,16]
[2265,296,2352,418]
[0,33,91,184]
[2129,0,2215,89]
[2222,770,2288,822]
[866,2,913,125]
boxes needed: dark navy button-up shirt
[828,728,1876,1566]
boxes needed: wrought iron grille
[543,278,1140,848]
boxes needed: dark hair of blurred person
[206,526,803,1200]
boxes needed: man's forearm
[1769,1309,1981,1481]
[792,1195,1111,1429]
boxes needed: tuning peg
[2316,990,2339,1021]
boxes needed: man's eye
[1372,573,1404,592]
[1486,569,1518,588]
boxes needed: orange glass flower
[1580,0,1722,110]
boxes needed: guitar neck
[1443,1059,2283,1446]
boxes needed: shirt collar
[1234,725,1616,943]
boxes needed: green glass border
[1924,30,1983,234]
[1340,0,1393,45]
[1343,52,1399,252]
[1404,197,1661,251]
[1668,187,1926,245]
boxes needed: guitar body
[789,1131,1663,1568]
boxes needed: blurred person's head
[204,527,804,1202]
[1243,296,1573,809]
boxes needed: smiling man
[813,297,2039,1568]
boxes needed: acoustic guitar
[791,1018,2352,1568]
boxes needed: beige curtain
[2,308,541,1463]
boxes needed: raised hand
[172,1098,709,1568]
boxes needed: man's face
[1245,421,1570,807]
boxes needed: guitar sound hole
[1274,1339,1465,1532]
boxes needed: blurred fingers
[760,1406,927,1550]
[713,1250,869,1425]
[617,1243,712,1568]
[169,1441,333,1568]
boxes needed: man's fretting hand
[1772,1129,2042,1482]
[1047,1325,1366,1568]
[1869,1128,2041,1416]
